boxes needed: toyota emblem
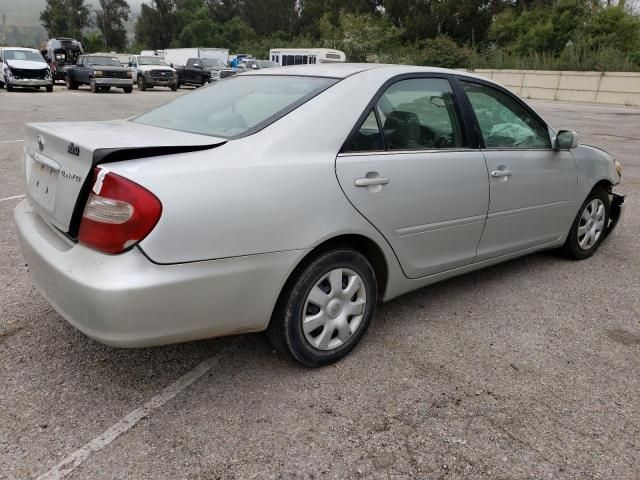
[37,135,45,152]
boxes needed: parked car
[65,55,133,93]
[128,55,177,91]
[175,58,235,87]
[236,59,280,72]
[0,47,53,92]
[14,64,624,367]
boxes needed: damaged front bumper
[603,193,625,241]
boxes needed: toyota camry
[14,64,625,367]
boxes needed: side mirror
[554,130,578,150]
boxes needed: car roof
[244,63,496,83]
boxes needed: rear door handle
[490,169,512,178]
[355,177,390,187]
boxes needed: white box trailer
[269,48,346,66]
[164,48,229,67]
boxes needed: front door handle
[354,176,390,187]
[490,169,512,178]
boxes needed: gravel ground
[0,84,638,480]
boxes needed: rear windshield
[132,75,337,138]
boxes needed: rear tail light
[78,168,162,254]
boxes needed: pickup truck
[175,58,235,88]
[65,55,133,93]
[128,55,178,91]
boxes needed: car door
[336,76,490,279]
[77,56,89,83]
[458,79,578,260]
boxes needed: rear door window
[377,78,464,150]
[342,110,384,152]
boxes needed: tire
[123,86,132,94]
[176,82,181,89]
[46,84,53,92]
[562,187,610,260]
[138,75,146,91]
[170,83,178,91]
[267,248,377,367]
[6,80,14,92]
[102,86,111,92]
[65,76,78,90]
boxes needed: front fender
[571,144,621,200]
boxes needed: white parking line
[0,194,25,203]
[36,339,240,480]
[0,139,24,144]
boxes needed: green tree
[95,0,131,51]
[41,0,90,39]
[584,5,640,53]
[135,0,177,49]
[299,0,380,36]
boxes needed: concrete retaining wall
[469,69,640,107]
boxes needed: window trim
[340,73,473,154]
[453,76,553,151]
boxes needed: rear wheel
[267,248,377,367]
[562,187,610,260]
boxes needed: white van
[0,47,53,92]
[269,48,346,66]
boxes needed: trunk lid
[24,119,225,234]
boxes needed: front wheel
[267,248,377,367]
[170,83,178,91]
[562,187,610,260]
[65,76,78,90]
[90,79,98,93]
[6,80,14,91]
[46,84,53,92]
[138,75,146,91]
[123,86,132,94]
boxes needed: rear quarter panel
[107,71,399,266]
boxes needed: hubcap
[302,268,367,351]
[577,198,605,250]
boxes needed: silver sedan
[14,64,625,367]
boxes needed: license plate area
[28,153,60,211]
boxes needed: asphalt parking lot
[1,84,638,480]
